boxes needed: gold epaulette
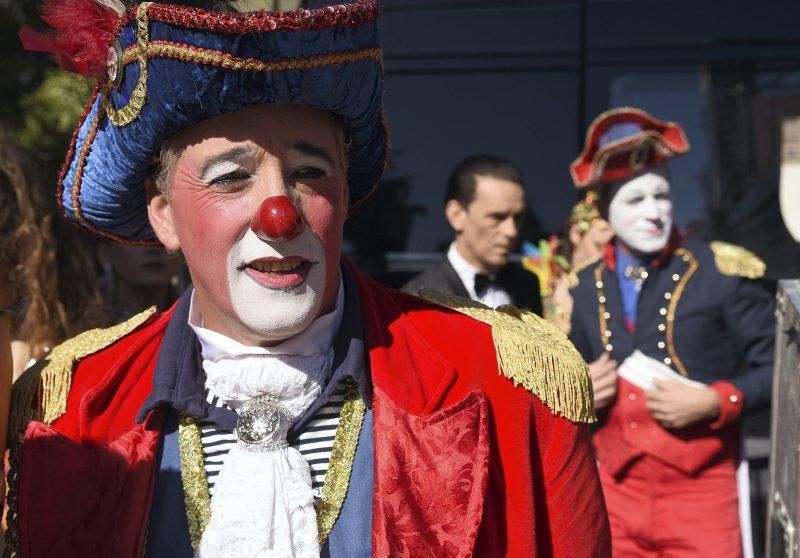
[9,308,157,441]
[567,255,600,289]
[420,290,595,424]
[710,241,766,280]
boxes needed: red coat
[12,266,610,557]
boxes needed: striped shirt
[200,384,346,497]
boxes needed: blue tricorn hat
[29,0,386,244]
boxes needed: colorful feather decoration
[19,0,124,77]
[521,235,570,298]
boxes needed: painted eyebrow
[199,144,260,181]
[291,142,336,168]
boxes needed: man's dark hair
[444,154,524,208]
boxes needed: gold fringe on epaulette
[710,241,766,279]
[420,290,595,423]
[8,308,157,440]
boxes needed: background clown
[569,107,775,557]
[9,1,610,556]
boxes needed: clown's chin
[624,234,669,257]
[230,265,326,342]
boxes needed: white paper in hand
[617,350,706,392]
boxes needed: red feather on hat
[19,0,123,78]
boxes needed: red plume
[19,0,122,78]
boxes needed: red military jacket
[9,265,610,557]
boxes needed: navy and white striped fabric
[200,385,346,497]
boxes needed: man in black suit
[402,155,542,314]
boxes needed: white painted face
[608,167,673,256]
[227,226,326,342]
[146,105,347,347]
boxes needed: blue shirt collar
[615,247,646,327]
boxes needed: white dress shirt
[447,242,512,308]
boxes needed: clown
[9,1,610,557]
[569,107,774,557]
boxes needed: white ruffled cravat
[187,284,343,557]
[197,351,333,558]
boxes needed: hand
[645,380,720,429]
[589,353,618,410]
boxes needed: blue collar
[615,247,647,327]
[137,264,371,434]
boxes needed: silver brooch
[236,394,292,451]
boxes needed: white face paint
[608,168,673,256]
[226,226,326,342]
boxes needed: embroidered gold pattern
[178,414,212,551]
[315,380,366,545]
[710,241,766,279]
[666,248,698,377]
[104,2,151,127]
[8,307,156,436]
[420,290,595,423]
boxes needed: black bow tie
[474,273,497,297]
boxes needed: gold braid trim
[9,308,157,438]
[666,249,698,377]
[122,42,383,74]
[178,415,212,551]
[710,241,766,279]
[104,2,151,127]
[420,290,595,424]
[315,379,366,545]
[105,18,383,128]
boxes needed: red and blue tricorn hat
[21,0,387,244]
[569,107,690,191]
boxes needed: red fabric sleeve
[535,407,612,557]
[708,380,744,431]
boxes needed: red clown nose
[250,196,304,242]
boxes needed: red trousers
[598,454,742,557]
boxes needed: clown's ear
[146,177,181,253]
